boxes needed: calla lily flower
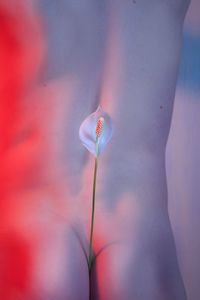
[79,105,113,272]
[79,105,113,157]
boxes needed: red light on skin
[0,232,31,299]
[95,117,104,140]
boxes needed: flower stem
[88,142,99,273]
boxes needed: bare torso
[0,0,190,299]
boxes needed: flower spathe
[79,106,113,156]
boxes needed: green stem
[88,142,99,273]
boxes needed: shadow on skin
[90,240,122,300]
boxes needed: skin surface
[0,0,190,299]
[87,1,190,299]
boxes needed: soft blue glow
[178,32,200,93]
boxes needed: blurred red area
[0,232,31,299]
[0,2,44,298]
[0,1,44,190]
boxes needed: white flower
[79,106,113,157]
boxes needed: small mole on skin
[132,0,136,3]
[160,105,163,109]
